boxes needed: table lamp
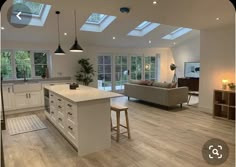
[222,79,228,89]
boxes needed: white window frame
[1,49,50,80]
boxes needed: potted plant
[75,58,95,86]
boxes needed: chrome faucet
[23,70,27,82]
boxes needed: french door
[114,55,128,91]
[97,54,159,92]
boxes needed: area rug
[7,115,47,135]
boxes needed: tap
[23,70,27,82]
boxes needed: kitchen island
[44,84,122,156]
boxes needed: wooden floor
[2,97,235,167]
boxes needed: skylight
[162,27,192,40]
[11,0,51,27]
[128,21,160,37]
[86,13,107,24]
[80,13,116,32]
[13,0,44,16]
[135,21,152,30]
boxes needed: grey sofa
[124,83,188,108]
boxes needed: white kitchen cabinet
[28,92,42,107]
[14,93,28,109]
[1,85,14,111]
[14,91,42,109]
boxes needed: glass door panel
[144,56,156,80]
[131,56,142,80]
[115,55,128,91]
[97,55,112,91]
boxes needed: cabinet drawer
[67,121,77,146]
[50,106,58,124]
[57,96,64,106]
[65,101,77,124]
[49,92,55,100]
[50,99,56,107]
[57,112,65,131]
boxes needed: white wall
[199,24,235,112]
[171,35,200,78]
[2,40,174,87]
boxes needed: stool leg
[110,117,113,131]
[188,94,192,105]
[116,111,120,142]
[125,110,131,139]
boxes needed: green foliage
[15,51,31,78]
[1,51,12,79]
[75,58,95,86]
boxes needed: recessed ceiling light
[216,17,220,21]
[149,40,152,44]
[1,27,5,30]
[64,32,67,36]
[113,36,116,40]
[153,1,157,5]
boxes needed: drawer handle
[58,99,61,101]
[51,111,54,114]
[51,101,54,103]
[58,105,62,108]
[68,126,73,130]
[67,104,72,107]
[50,94,54,97]
[58,118,62,121]
[68,112,72,115]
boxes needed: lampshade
[170,64,176,71]
[70,39,83,52]
[55,11,65,55]
[55,45,65,55]
[70,10,83,53]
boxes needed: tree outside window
[1,51,12,79]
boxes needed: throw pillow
[152,81,171,88]
[170,82,177,88]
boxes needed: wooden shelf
[213,90,235,121]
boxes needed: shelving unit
[213,89,235,121]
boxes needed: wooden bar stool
[110,104,131,142]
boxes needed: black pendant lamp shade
[70,10,83,52]
[55,11,65,55]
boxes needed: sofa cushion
[129,80,152,86]
[152,82,172,88]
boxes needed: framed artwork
[184,62,200,78]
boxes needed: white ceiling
[1,0,234,48]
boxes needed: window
[13,0,44,16]
[86,13,107,24]
[115,56,128,90]
[144,56,156,80]
[97,55,112,91]
[162,27,192,40]
[1,51,13,80]
[15,51,31,79]
[1,50,49,80]
[80,13,116,32]
[131,56,142,80]
[34,52,48,77]
[11,0,51,27]
[135,21,152,30]
[128,21,160,37]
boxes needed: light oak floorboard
[2,97,235,167]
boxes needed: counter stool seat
[111,104,131,142]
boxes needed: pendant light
[70,10,83,52]
[54,11,65,55]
